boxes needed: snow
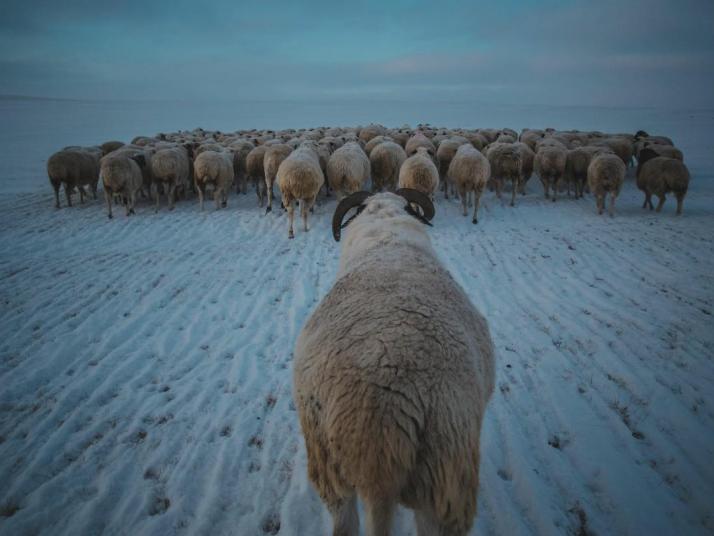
[1,100,713,535]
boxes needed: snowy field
[1,100,713,535]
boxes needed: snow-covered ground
[1,101,713,535]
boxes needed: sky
[1,0,713,107]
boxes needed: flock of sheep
[44,125,691,534]
[47,124,690,238]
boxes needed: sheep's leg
[541,178,549,199]
[495,178,502,200]
[459,186,468,217]
[286,198,295,239]
[364,497,395,536]
[266,179,274,213]
[328,495,359,536]
[214,186,222,210]
[79,186,86,204]
[197,183,204,211]
[642,194,649,209]
[510,178,518,207]
[473,187,483,224]
[552,176,558,202]
[65,184,73,207]
[52,182,61,208]
[153,183,160,213]
[609,192,616,217]
[301,196,315,232]
[655,194,666,212]
[260,179,268,207]
[675,192,685,215]
[128,190,137,215]
[597,194,604,215]
[168,182,176,211]
[443,176,449,200]
[92,182,98,200]
[104,187,113,219]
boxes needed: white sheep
[326,142,370,200]
[100,153,144,218]
[263,144,294,211]
[398,147,440,197]
[193,150,234,210]
[486,143,522,205]
[448,144,491,223]
[369,141,407,193]
[587,153,626,216]
[47,148,101,208]
[294,189,495,536]
[636,147,690,214]
[150,145,191,211]
[276,142,325,239]
[535,145,567,201]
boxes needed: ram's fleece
[293,192,495,536]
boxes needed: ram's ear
[331,191,372,241]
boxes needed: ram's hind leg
[364,496,396,536]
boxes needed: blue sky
[1,0,713,106]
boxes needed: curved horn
[394,188,435,222]
[331,191,372,242]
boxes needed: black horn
[332,191,372,242]
[395,188,435,222]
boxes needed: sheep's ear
[331,191,372,241]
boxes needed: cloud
[0,0,712,107]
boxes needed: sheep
[327,142,370,201]
[364,135,393,156]
[587,153,626,216]
[150,145,191,211]
[100,153,144,218]
[645,143,684,162]
[436,139,466,199]
[263,144,294,212]
[47,148,100,208]
[246,145,269,200]
[405,132,437,158]
[534,146,567,201]
[592,137,634,167]
[276,142,325,239]
[514,142,535,195]
[398,147,439,197]
[448,144,491,223]
[358,124,386,144]
[519,128,545,152]
[229,139,255,194]
[193,150,234,210]
[486,143,522,206]
[294,189,494,536]
[636,147,690,214]
[564,146,613,198]
[369,141,407,193]
[106,144,155,198]
[100,140,125,155]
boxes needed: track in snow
[1,176,713,535]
